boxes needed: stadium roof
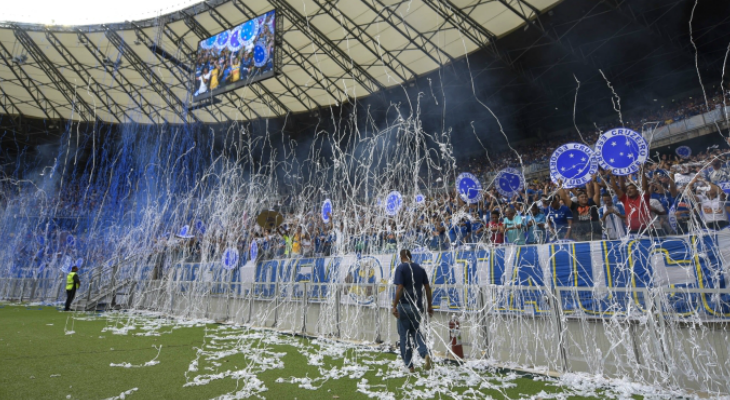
[0,0,564,124]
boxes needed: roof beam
[0,41,62,120]
[0,77,24,118]
[308,0,417,83]
[129,23,224,123]
[267,0,384,94]
[419,0,506,63]
[362,0,455,66]
[103,26,198,124]
[278,40,344,103]
[43,29,131,123]
[75,29,159,124]
[11,26,98,122]
[183,8,290,117]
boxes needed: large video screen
[192,10,276,102]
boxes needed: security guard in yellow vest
[64,266,81,311]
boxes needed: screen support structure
[103,25,198,124]
[12,25,98,123]
[129,23,223,124]
[43,29,131,123]
[0,41,61,120]
[75,29,159,124]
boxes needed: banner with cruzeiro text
[160,231,730,317]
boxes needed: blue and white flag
[239,20,259,48]
[322,199,333,223]
[214,30,230,50]
[494,168,524,198]
[253,41,269,68]
[415,193,425,204]
[594,128,648,176]
[227,26,244,52]
[222,248,239,270]
[668,205,678,233]
[456,172,482,204]
[199,36,216,50]
[550,143,598,188]
[675,145,692,159]
[66,234,75,247]
[385,191,403,216]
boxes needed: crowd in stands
[5,88,730,270]
[134,87,730,264]
[226,89,730,262]
[187,142,728,265]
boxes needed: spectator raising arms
[608,170,652,235]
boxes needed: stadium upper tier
[0,0,561,124]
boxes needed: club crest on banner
[322,199,333,223]
[253,41,269,68]
[550,143,598,188]
[239,20,259,47]
[595,128,648,176]
[215,30,230,50]
[456,172,482,204]
[385,191,402,216]
[675,146,692,159]
[343,256,386,305]
[200,36,216,50]
[227,26,244,52]
[414,193,425,204]
[222,248,239,270]
[494,168,524,197]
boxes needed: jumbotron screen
[192,10,276,102]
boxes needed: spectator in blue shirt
[543,195,573,241]
[524,204,546,244]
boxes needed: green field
[0,304,641,400]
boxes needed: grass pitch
[0,304,637,400]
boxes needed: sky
[2,0,203,25]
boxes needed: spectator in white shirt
[599,192,626,240]
[689,175,730,230]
